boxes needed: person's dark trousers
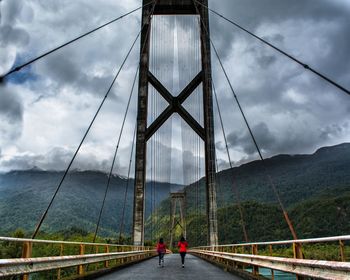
[158,253,164,264]
[180,252,186,264]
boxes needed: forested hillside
[0,169,179,237]
[146,143,350,245]
[1,143,349,243]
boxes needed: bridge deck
[97,254,242,279]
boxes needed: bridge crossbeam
[146,71,205,141]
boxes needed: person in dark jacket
[177,236,188,268]
[156,238,166,267]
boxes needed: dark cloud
[1,0,23,24]
[0,86,23,144]
[0,153,43,171]
[0,25,29,47]
[319,122,350,141]
[0,86,23,122]
[227,122,275,155]
[0,0,31,75]
[0,0,349,176]
[210,0,350,165]
[0,146,112,172]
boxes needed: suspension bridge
[0,0,350,279]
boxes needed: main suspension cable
[193,0,350,97]
[31,20,145,240]
[194,1,298,240]
[92,65,139,243]
[0,3,153,81]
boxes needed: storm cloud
[0,0,349,180]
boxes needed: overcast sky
[0,0,349,183]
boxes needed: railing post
[57,244,64,280]
[94,245,99,271]
[293,242,303,259]
[251,244,259,276]
[293,242,304,280]
[269,245,274,280]
[339,240,346,262]
[105,245,110,268]
[78,244,85,275]
[21,241,32,280]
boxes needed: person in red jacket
[156,238,166,267]
[177,236,188,268]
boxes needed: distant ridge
[0,143,349,238]
[0,170,181,236]
[185,142,350,209]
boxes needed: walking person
[177,236,188,268]
[156,238,166,267]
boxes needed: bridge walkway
[97,253,243,279]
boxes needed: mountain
[185,143,350,211]
[0,169,182,237]
[1,143,349,242]
[146,143,350,245]
[184,191,350,246]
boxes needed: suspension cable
[118,124,137,243]
[194,1,298,240]
[193,0,350,97]
[31,20,145,240]
[213,82,249,242]
[92,65,139,243]
[0,3,153,81]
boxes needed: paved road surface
[97,254,242,279]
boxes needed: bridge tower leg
[133,0,218,246]
[169,192,187,248]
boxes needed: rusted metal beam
[133,0,152,246]
[145,106,173,141]
[136,0,217,248]
[148,71,173,104]
[146,71,205,141]
[177,71,203,103]
[191,250,350,280]
[152,0,197,15]
[169,192,187,248]
[197,0,218,247]
[176,105,205,140]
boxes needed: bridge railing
[0,236,156,279]
[190,235,350,280]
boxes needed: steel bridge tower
[133,0,218,246]
[169,192,187,248]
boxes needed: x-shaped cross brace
[146,70,205,141]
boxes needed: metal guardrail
[0,236,156,279]
[190,235,350,280]
[0,250,155,277]
[195,235,350,248]
[190,250,350,280]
